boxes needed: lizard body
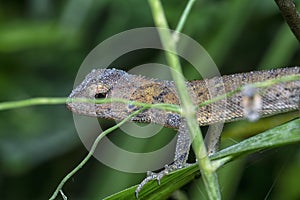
[68,67,300,126]
[67,66,300,197]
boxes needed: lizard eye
[94,84,109,99]
[95,92,107,99]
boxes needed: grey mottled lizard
[67,66,300,197]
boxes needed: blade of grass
[211,118,300,161]
[104,118,300,199]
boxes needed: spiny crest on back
[84,68,128,87]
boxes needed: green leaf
[104,118,300,199]
[211,118,300,161]
[104,165,199,200]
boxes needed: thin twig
[175,0,195,33]
[0,97,180,113]
[49,108,146,200]
[1,74,298,113]
[275,0,300,43]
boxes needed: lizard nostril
[95,93,106,99]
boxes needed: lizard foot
[135,160,189,199]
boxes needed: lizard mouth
[66,100,100,117]
[66,102,76,113]
[66,88,99,117]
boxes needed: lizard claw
[135,162,187,198]
[135,169,168,199]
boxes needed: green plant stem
[0,97,67,111]
[49,108,146,200]
[175,0,196,34]
[0,97,180,113]
[199,74,300,108]
[148,0,220,199]
[1,74,298,113]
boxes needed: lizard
[67,66,300,197]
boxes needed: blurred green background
[0,0,300,199]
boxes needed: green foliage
[0,0,299,200]
[105,118,300,199]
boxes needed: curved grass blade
[104,118,300,199]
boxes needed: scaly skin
[67,67,300,197]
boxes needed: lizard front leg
[135,118,192,198]
[135,113,223,197]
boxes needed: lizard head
[67,68,180,124]
[67,68,129,118]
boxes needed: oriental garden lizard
[67,66,300,197]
